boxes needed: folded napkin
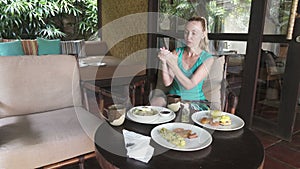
[123,129,154,163]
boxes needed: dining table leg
[95,149,119,169]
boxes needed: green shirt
[169,47,212,101]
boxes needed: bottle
[181,103,190,123]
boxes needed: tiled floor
[252,110,300,169]
[252,130,300,169]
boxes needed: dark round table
[94,119,264,169]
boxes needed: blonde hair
[187,16,209,52]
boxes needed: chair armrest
[224,91,238,114]
[81,82,126,112]
[82,82,112,97]
[81,82,110,112]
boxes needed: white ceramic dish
[191,111,245,131]
[79,56,107,67]
[151,122,212,151]
[88,62,106,66]
[127,106,175,124]
[131,106,159,122]
[159,110,172,117]
[79,62,88,67]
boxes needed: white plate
[191,111,245,131]
[151,122,212,151]
[88,62,106,66]
[79,62,88,67]
[127,106,175,124]
[80,56,104,63]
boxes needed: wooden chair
[82,75,147,115]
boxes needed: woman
[150,16,213,107]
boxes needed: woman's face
[184,21,204,49]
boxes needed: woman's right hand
[158,47,171,63]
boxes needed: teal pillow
[0,40,24,56]
[37,37,61,55]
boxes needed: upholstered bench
[0,55,102,168]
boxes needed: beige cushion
[0,55,82,118]
[0,107,101,169]
[202,56,225,110]
[84,41,109,56]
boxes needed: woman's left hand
[165,51,179,68]
[159,48,178,65]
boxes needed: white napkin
[123,129,154,163]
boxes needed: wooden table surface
[79,56,146,82]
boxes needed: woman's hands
[158,47,178,67]
[157,47,214,90]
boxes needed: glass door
[240,0,299,141]
[150,0,299,140]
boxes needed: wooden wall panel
[101,0,148,63]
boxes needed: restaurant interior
[0,0,299,169]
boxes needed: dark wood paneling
[238,0,268,127]
[147,0,159,88]
[97,0,102,37]
[277,16,300,140]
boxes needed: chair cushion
[84,41,109,56]
[37,37,61,55]
[202,56,225,110]
[0,40,24,56]
[0,107,101,169]
[0,55,82,118]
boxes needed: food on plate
[219,115,231,126]
[200,117,211,124]
[211,110,223,119]
[199,117,220,126]
[209,120,220,126]
[132,106,158,116]
[173,128,198,139]
[159,127,186,147]
[199,111,232,127]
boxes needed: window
[264,0,292,35]
[158,0,251,54]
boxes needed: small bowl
[159,111,172,117]
[131,106,159,121]
[167,102,181,112]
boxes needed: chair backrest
[0,55,82,118]
[202,55,226,110]
[203,55,238,114]
[84,41,109,56]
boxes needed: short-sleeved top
[168,47,212,101]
